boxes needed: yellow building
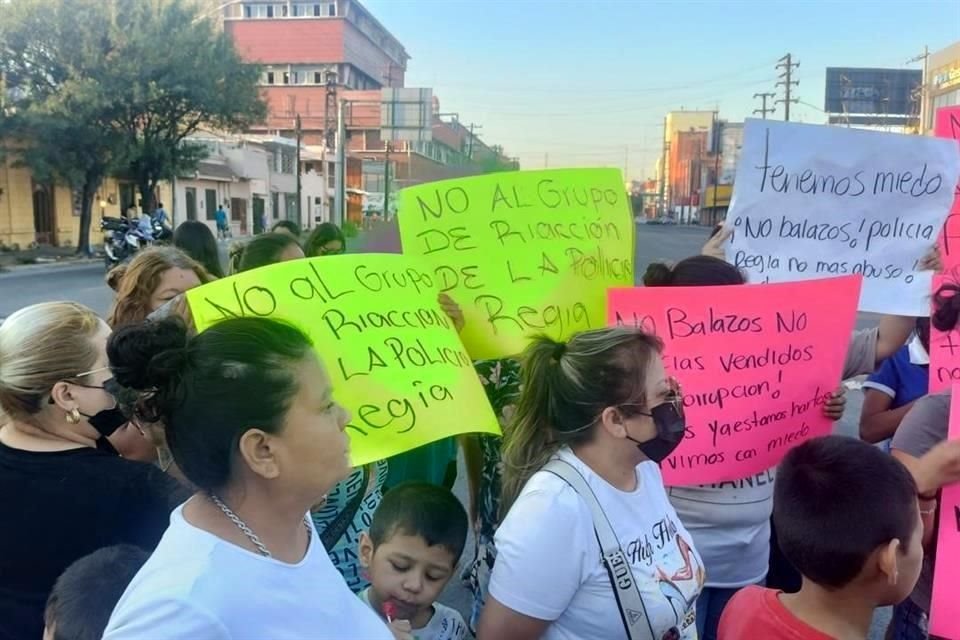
[0,155,172,249]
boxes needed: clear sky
[363,0,959,180]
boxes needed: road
[0,224,886,635]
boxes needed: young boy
[44,545,148,640]
[718,435,924,640]
[359,482,469,640]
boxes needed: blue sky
[363,0,959,180]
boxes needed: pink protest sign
[929,387,960,639]
[934,107,960,270]
[608,275,861,486]
[929,273,960,393]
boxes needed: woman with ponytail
[477,327,704,640]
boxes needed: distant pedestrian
[214,204,229,240]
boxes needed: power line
[775,53,799,121]
[413,59,781,95]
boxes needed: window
[244,5,251,17]
[281,151,294,174]
[282,71,290,85]
[327,2,336,17]
[265,71,274,84]
[266,5,274,17]
[271,192,280,220]
[314,71,323,84]
[314,3,322,17]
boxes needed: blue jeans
[695,587,742,640]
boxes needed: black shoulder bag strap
[319,464,371,549]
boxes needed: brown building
[668,129,708,221]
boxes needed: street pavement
[0,224,887,636]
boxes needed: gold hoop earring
[65,408,81,424]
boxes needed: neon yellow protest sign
[186,254,500,466]
[399,168,635,359]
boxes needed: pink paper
[608,276,861,486]
[934,107,960,270]
[928,273,960,393]
[929,386,960,639]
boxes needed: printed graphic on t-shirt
[620,515,704,639]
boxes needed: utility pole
[466,123,483,161]
[776,54,799,121]
[334,99,346,226]
[907,46,930,132]
[322,69,338,222]
[712,111,722,226]
[753,92,776,119]
[295,113,302,227]
[382,141,392,220]
[658,116,668,217]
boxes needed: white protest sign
[726,119,960,316]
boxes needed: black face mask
[80,406,129,438]
[626,402,687,463]
[58,377,129,439]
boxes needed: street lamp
[99,199,106,217]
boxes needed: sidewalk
[0,245,102,272]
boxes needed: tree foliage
[106,0,265,212]
[0,0,265,251]
[0,0,123,253]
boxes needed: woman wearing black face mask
[477,327,705,640]
[0,302,185,640]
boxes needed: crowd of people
[1,218,960,640]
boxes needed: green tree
[107,0,265,213]
[0,0,123,254]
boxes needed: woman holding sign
[477,326,704,640]
[102,317,399,640]
[643,255,848,640]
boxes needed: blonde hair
[0,302,103,423]
[107,247,211,328]
[500,327,662,515]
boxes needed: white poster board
[726,119,960,316]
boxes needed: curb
[0,258,103,274]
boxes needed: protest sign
[935,106,960,270]
[185,254,500,467]
[398,168,634,360]
[929,272,960,393]
[929,386,960,639]
[608,275,861,486]
[726,119,960,316]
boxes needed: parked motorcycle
[101,216,154,269]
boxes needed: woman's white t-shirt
[490,448,705,640]
[103,501,393,640]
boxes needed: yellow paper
[186,254,500,466]
[398,168,635,359]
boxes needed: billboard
[824,68,921,125]
[381,88,433,143]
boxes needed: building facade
[927,40,960,132]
